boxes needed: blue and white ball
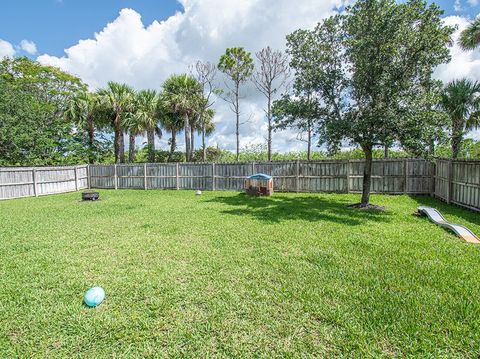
[84,286,105,307]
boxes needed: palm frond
[459,17,480,50]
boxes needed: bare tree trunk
[184,114,191,162]
[191,126,195,160]
[147,128,155,163]
[451,126,462,159]
[235,83,240,162]
[429,138,435,157]
[128,132,136,163]
[114,114,122,164]
[384,145,389,159]
[267,93,272,161]
[119,131,125,163]
[252,47,289,161]
[169,132,177,162]
[361,145,373,206]
[307,121,312,161]
[87,116,95,164]
[202,126,206,162]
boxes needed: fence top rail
[88,158,437,167]
[0,165,87,172]
[435,157,480,163]
[3,158,480,170]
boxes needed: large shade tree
[97,82,135,163]
[440,79,480,159]
[285,0,453,207]
[160,74,203,162]
[0,57,83,165]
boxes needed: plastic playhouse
[245,173,273,196]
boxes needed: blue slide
[417,206,479,244]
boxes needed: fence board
[0,165,88,200]
[437,160,480,212]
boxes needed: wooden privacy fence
[0,165,88,200]
[89,159,434,195]
[434,159,480,212]
[2,159,478,212]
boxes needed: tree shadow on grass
[207,193,392,225]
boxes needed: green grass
[1,190,480,357]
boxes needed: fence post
[32,168,38,197]
[114,164,118,190]
[176,163,179,190]
[296,160,300,193]
[74,166,78,192]
[447,159,453,204]
[212,163,216,191]
[430,161,435,197]
[346,160,350,194]
[252,161,256,175]
[87,165,91,189]
[382,160,386,194]
[144,163,147,190]
[403,159,408,194]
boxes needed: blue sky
[1,0,479,150]
[0,0,478,57]
[0,0,182,56]
[433,0,479,16]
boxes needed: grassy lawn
[1,190,480,357]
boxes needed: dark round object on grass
[82,191,100,201]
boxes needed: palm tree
[198,108,216,161]
[440,79,480,159]
[160,74,203,161]
[460,17,480,50]
[133,89,161,163]
[97,82,135,163]
[158,108,183,162]
[190,103,216,160]
[124,110,143,163]
[66,90,99,163]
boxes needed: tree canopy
[284,0,454,206]
[0,57,84,165]
[160,74,204,162]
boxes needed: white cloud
[434,16,480,83]
[19,39,37,55]
[454,0,463,12]
[0,39,37,58]
[468,0,479,6]
[37,1,344,153]
[0,39,15,58]
[37,2,480,151]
